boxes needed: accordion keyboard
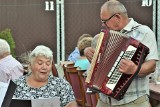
[106,45,137,90]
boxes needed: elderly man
[84,0,159,107]
[0,39,24,83]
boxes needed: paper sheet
[0,81,9,107]
[31,97,60,107]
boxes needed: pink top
[0,55,24,82]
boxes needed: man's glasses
[101,14,116,24]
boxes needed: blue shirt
[67,47,80,63]
[74,58,90,70]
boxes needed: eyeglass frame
[101,13,116,24]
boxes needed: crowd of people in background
[67,33,92,63]
[0,0,159,107]
[74,35,93,71]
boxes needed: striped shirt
[0,55,24,83]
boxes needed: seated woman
[67,34,92,63]
[13,45,77,107]
[74,37,93,70]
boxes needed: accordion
[85,29,149,100]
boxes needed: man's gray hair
[29,45,53,63]
[101,0,127,15]
[0,39,10,56]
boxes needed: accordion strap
[134,46,147,76]
[123,25,141,34]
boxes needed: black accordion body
[86,29,149,100]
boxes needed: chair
[60,61,74,66]
[78,70,99,107]
[64,64,85,107]
[90,93,99,107]
[63,63,75,83]
[60,61,74,82]
[78,70,91,107]
[51,61,58,77]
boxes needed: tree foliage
[0,28,16,57]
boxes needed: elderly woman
[74,37,93,70]
[13,45,77,107]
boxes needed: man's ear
[115,13,121,21]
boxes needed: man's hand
[119,59,137,74]
[84,47,95,62]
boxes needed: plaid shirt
[99,18,159,105]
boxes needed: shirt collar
[0,55,12,63]
[120,18,135,33]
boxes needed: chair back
[78,70,99,107]
[60,61,74,81]
[63,63,75,83]
[52,60,58,77]
[90,93,99,107]
[64,65,85,107]
[78,70,92,107]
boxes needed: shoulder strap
[124,25,141,34]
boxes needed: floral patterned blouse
[13,74,75,107]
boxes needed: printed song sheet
[31,97,60,107]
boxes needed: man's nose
[102,23,106,27]
[101,24,109,30]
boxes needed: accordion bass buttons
[101,81,113,95]
[101,87,112,95]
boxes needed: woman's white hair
[0,39,10,56]
[29,45,53,63]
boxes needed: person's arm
[119,29,158,76]
[0,69,9,83]
[67,48,80,62]
[119,59,156,76]
[84,47,95,62]
[65,100,78,107]
[138,59,156,76]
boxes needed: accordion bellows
[86,29,149,100]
